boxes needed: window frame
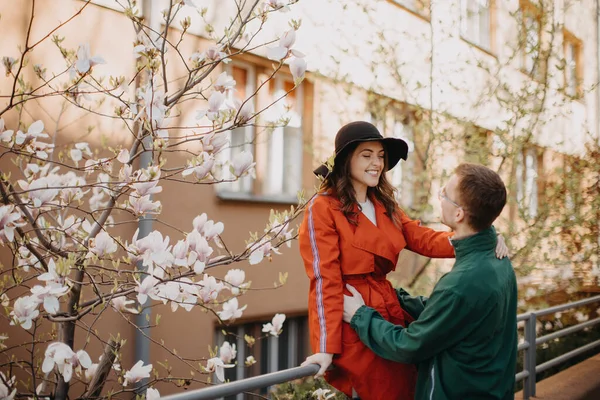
[563,30,584,100]
[460,0,496,54]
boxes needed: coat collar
[351,198,405,264]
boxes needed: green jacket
[350,227,517,400]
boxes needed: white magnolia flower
[267,29,297,61]
[262,313,286,337]
[249,240,280,265]
[218,297,247,321]
[290,57,307,82]
[123,360,152,386]
[224,269,246,295]
[219,341,237,363]
[111,296,139,314]
[30,284,69,314]
[70,142,92,164]
[0,372,16,400]
[0,205,24,243]
[10,295,40,330]
[128,193,161,216]
[117,148,130,163]
[22,176,60,208]
[131,179,162,197]
[206,357,234,382]
[146,388,161,400]
[82,361,98,383]
[15,120,48,146]
[196,91,227,121]
[182,152,215,181]
[231,151,255,178]
[136,275,160,305]
[42,342,92,383]
[88,230,118,258]
[191,45,228,64]
[245,355,256,366]
[213,72,236,93]
[38,258,65,286]
[198,274,224,303]
[263,0,290,12]
[233,99,255,124]
[75,43,105,74]
[202,220,224,242]
[312,388,335,400]
[200,131,229,153]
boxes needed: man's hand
[343,284,365,323]
[301,352,333,377]
[496,234,509,259]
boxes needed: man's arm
[396,288,428,319]
[350,289,472,364]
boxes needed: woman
[299,121,507,400]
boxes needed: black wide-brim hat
[314,121,409,177]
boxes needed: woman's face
[349,141,385,193]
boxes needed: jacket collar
[352,198,404,263]
[451,226,497,259]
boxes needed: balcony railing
[162,294,600,400]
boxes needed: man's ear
[455,207,466,224]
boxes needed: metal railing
[163,295,600,400]
[516,294,600,399]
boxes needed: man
[344,163,517,399]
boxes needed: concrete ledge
[515,354,600,400]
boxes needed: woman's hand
[496,234,509,259]
[301,352,334,377]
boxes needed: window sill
[216,191,299,205]
[460,37,497,59]
[386,0,431,22]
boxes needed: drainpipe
[134,0,158,391]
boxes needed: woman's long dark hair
[319,142,402,227]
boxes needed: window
[214,316,309,399]
[519,1,543,78]
[263,77,303,197]
[218,63,256,194]
[460,0,494,51]
[516,148,540,218]
[563,31,583,98]
[216,62,304,201]
[392,0,430,18]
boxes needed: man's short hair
[455,163,507,231]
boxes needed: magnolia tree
[0,0,310,398]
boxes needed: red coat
[299,193,455,400]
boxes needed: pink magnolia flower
[38,258,65,286]
[131,179,162,197]
[202,220,224,241]
[249,240,280,265]
[218,297,247,321]
[117,149,130,163]
[219,341,237,363]
[200,132,229,153]
[262,313,286,337]
[191,45,228,64]
[233,99,255,124]
[10,295,40,330]
[206,357,234,382]
[123,360,152,386]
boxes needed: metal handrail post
[524,313,537,399]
